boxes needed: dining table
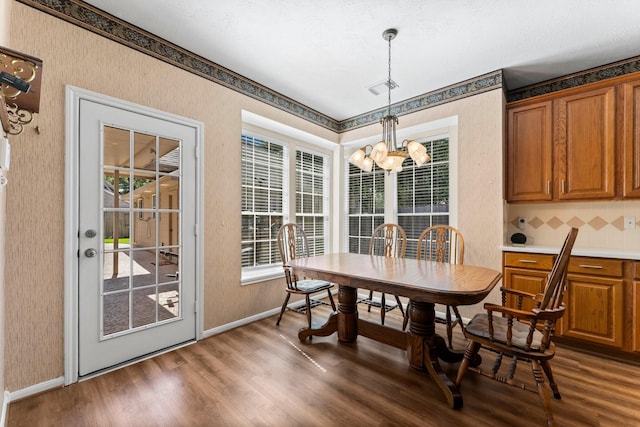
[287,252,502,409]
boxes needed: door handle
[85,248,97,258]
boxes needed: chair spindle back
[369,223,407,258]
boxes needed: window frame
[241,131,290,283]
[344,131,455,258]
[241,124,333,285]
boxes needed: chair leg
[276,293,291,325]
[455,341,481,388]
[452,305,465,332]
[394,294,404,317]
[367,290,374,312]
[305,294,312,329]
[402,307,410,330]
[541,360,561,399]
[531,360,557,427]
[327,289,336,312]
[445,306,454,349]
[380,293,386,325]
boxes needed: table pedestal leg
[337,285,358,343]
[298,285,357,342]
[406,300,463,409]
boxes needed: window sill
[241,266,284,286]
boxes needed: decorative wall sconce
[0,46,43,136]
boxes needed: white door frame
[64,85,205,384]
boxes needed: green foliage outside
[104,238,131,244]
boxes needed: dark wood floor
[8,302,640,426]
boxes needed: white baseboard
[203,299,309,338]
[8,377,65,403]
[1,376,65,424]
[1,390,9,427]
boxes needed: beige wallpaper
[5,3,504,391]
[1,0,12,402]
[4,4,336,391]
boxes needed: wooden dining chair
[455,227,578,427]
[361,223,406,325]
[276,223,336,329]
[415,225,465,346]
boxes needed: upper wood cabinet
[506,72,640,202]
[622,79,640,198]
[506,101,553,201]
[555,86,616,200]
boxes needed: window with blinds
[241,134,288,268]
[346,162,385,254]
[344,136,450,258]
[398,137,450,258]
[296,150,328,256]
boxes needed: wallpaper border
[17,0,503,133]
[507,55,640,102]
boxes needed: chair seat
[465,313,543,350]
[288,279,333,294]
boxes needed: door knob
[85,248,97,258]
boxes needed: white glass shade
[361,156,373,172]
[349,148,366,168]
[369,141,388,164]
[407,140,431,167]
[377,151,405,172]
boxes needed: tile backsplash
[505,201,640,252]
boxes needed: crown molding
[507,55,640,102]
[18,0,503,133]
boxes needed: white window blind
[345,162,385,254]
[241,134,288,268]
[398,137,450,258]
[344,136,450,258]
[296,150,329,256]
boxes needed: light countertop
[500,245,640,261]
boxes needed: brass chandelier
[349,28,430,173]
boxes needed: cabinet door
[503,267,548,312]
[556,86,616,199]
[622,79,640,198]
[506,101,553,202]
[563,274,624,347]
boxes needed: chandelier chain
[387,34,392,116]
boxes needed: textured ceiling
[82,0,640,120]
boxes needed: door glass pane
[132,286,157,328]
[101,125,183,338]
[103,292,129,335]
[103,250,129,292]
[157,284,180,321]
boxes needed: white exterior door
[76,97,198,376]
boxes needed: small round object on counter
[510,233,527,245]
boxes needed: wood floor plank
[8,303,640,426]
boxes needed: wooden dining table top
[287,252,503,306]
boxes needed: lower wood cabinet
[503,252,554,311]
[503,252,633,352]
